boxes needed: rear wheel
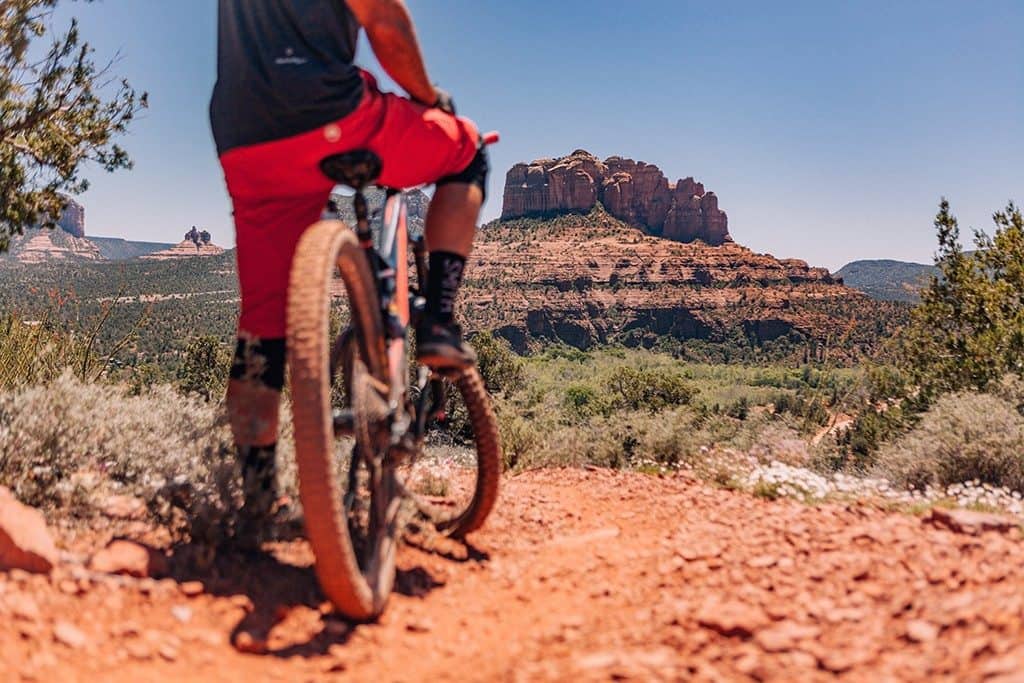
[399,366,502,539]
[287,220,396,621]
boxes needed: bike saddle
[320,149,382,190]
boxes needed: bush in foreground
[874,390,1024,492]
[0,372,294,543]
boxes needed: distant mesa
[91,237,175,261]
[836,259,938,303]
[501,150,732,246]
[26,194,87,238]
[466,206,877,357]
[142,226,224,261]
[5,197,99,262]
[2,196,225,264]
[11,229,102,263]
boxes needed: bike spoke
[395,373,484,531]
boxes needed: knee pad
[230,336,286,391]
[437,144,490,201]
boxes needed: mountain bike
[286,134,502,621]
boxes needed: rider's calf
[227,335,285,447]
[227,335,286,518]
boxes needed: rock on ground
[929,507,1020,535]
[0,486,58,574]
[88,540,168,578]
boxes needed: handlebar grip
[481,131,500,146]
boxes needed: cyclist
[210,0,489,525]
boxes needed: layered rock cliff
[7,229,103,263]
[501,150,731,245]
[56,198,86,238]
[462,207,893,358]
[331,187,430,235]
[4,197,98,262]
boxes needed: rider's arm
[344,0,437,107]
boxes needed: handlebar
[481,131,500,146]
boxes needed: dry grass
[0,372,297,543]
[0,315,90,390]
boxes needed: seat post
[318,149,382,249]
[352,190,372,247]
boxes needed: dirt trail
[3,469,1024,682]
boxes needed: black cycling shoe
[415,319,477,370]
[234,444,283,548]
[237,498,304,545]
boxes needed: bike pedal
[332,408,356,437]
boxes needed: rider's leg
[424,182,481,256]
[227,336,285,521]
[423,181,483,322]
[328,75,488,367]
[220,186,330,527]
[416,146,489,369]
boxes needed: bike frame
[329,130,498,450]
[378,190,411,391]
[329,187,438,451]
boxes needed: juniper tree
[900,199,1024,399]
[0,0,146,251]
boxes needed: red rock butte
[140,240,225,261]
[501,150,731,246]
[55,197,86,238]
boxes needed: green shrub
[772,392,803,417]
[898,200,1024,400]
[176,335,232,400]
[835,201,1023,464]
[604,366,696,412]
[993,375,1024,416]
[497,411,540,470]
[471,331,525,395]
[127,362,168,394]
[562,383,608,420]
[725,397,750,420]
[802,398,830,427]
[838,406,907,466]
[874,391,1024,491]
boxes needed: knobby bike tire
[432,367,502,538]
[287,220,393,621]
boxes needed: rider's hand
[431,86,456,116]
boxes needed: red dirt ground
[3,468,1024,682]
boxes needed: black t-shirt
[210,0,364,155]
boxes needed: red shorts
[219,71,480,338]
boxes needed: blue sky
[54,0,1022,270]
